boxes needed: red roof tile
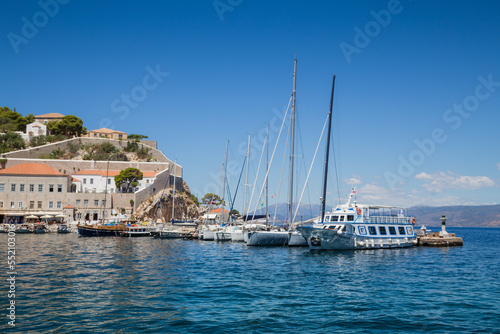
[209,208,230,213]
[0,163,65,176]
[34,113,64,118]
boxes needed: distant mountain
[252,203,500,227]
[408,205,500,227]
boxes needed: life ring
[411,218,416,225]
[356,207,361,215]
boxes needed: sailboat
[247,59,298,246]
[296,76,417,250]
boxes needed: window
[37,201,42,209]
[339,216,345,222]
[0,183,4,192]
[331,215,339,222]
[389,226,396,235]
[18,202,23,208]
[29,184,35,192]
[358,226,367,235]
[10,201,15,208]
[57,184,63,193]
[30,201,34,209]
[76,200,81,206]
[406,227,413,235]
[90,179,94,185]
[94,200,99,206]
[19,184,25,192]
[84,200,89,206]
[49,201,54,209]
[369,226,377,235]
[379,226,387,235]
[83,178,87,184]
[102,200,106,206]
[77,212,82,219]
[398,227,405,235]
[0,201,3,208]
[56,201,62,209]
[38,184,43,192]
[119,134,123,139]
[347,215,354,221]
[11,184,16,192]
[108,179,111,185]
[49,184,54,192]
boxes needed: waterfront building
[72,170,159,193]
[34,113,65,124]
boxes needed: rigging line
[292,111,329,226]
[251,100,291,222]
[246,128,267,220]
[273,107,291,222]
[228,155,246,222]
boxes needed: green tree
[0,107,24,132]
[128,134,148,141]
[47,120,61,135]
[30,135,47,147]
[190,194,200,206]
[231,209,240,218]
[0,132,25,153]
[201,193,223,206]
[114,168,143,193]
[59,115,86,137]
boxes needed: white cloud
[415,171,495,193]
[344,175,362,185]
[358,183,469,207]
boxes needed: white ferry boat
[296,189,416,251]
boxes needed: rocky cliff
[133,180,200,222]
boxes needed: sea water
[1,227,499,333]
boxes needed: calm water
[1,227,499,333]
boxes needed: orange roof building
[34,113,65,124]
[87,128,127,140]
[0,163,64,176]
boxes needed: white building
[16,121,48,142]
[72,170,159,193]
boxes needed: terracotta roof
[0,163,65,176]
[73,170,158,177]
[64,205,74,209]
[209,208,230,213]
[34,113,64,118]
[89,128,126,134]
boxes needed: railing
[363,216,412,224]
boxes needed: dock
[416,214,463,247]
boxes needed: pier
[416,214,464,247]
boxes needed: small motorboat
[33,224,49,234]
[57,224,71,234]
[16,224,33,233]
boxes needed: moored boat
[77,221,126,237]
[120,222,157,237]
[297,189,416,251]
[33,224,49,234]
[16,224,33,233]
[57,224,71,233]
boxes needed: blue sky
[1,0,499,212]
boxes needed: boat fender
[357,241,365,247]
[337,230,342,235]
[356,207,361,215]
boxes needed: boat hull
[77,226,125,237]
[231,230,244,242]
[247,231,289,246]
[297,225,415,251]
[287,231,307,246]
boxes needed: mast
[243,134,250,221]
[220,140,229,224]
[266,124,269,226]
[171,159,177,222]
[288,59,297,228]
[321,75,336,222]
[101,159,110,222]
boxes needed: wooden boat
[77,221,126,237]
[16,224,33,233]
[119,221,157,237]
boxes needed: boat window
[331,215,339,222]
[339,216,345,222]
[389,226,396,235]
[369,226,377,235]
[347,215,354,221]
[342,226,347,232]
[406,227,413,235]
[379,226,387,235]
[398,226,405,235]
[358,226,367,235]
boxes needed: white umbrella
[41,215,53,219]
[55,214,65,218]
[25,215,39,219]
